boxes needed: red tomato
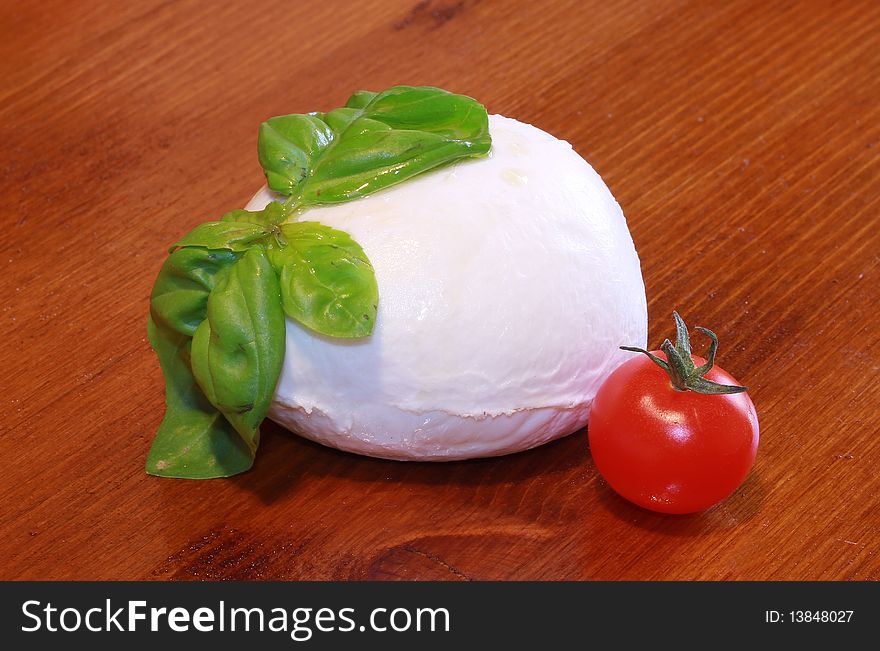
[588,318,759,515]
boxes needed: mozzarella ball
[246,114,647,460]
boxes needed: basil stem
[170,221,268,252]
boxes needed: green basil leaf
[190,247,285,452]
[171,221,268,252]
[345,90,377,109]
[269,222,378,339]
[258,85,491,204]
[220,201,287,226]
[150,247,239,338]
[145,316,254,479]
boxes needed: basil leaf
[269,222,378,339]
[258,85,491,204]
[150,247,239,338]
[190,247,285,452]
[171,221,268,252]
[345,90,377,109]
[220,201,287,226]
[145,316,254,479]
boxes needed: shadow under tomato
[592,463,767,536]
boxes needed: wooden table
[1,0,877,581]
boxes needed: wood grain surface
[1,0,878,581]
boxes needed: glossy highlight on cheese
[246,115,648,460]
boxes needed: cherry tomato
[588,313,759,514]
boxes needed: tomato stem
[621,311,748,395]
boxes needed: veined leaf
[258,85,491,205]
[145,316,254,479]
[150,247,239,338]
[269,222,378,339]
[190,247,286,452]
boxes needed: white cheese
[246,115,647,460]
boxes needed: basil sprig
[146,86,491,479]
[259,85,491,205]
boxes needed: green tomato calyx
[620,311,748,395]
